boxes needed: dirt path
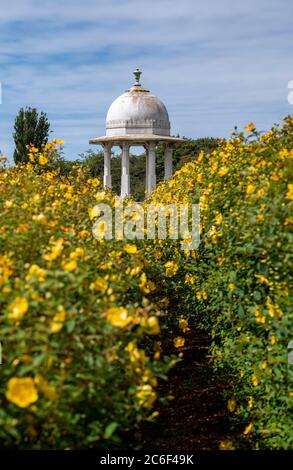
[142,330,240,450]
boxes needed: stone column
[121,142,130,198]
[144,145,149,195]
[146,142,156,196]
[103,143,112,188]
[164,144,173,180]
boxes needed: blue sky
[0,0,292,161]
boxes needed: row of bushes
[141,117,293,449]
[0,145,178,448]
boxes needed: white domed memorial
[89,69,183,198]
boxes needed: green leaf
[66,320,76,333]
[104,422,119,439]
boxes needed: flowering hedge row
[142,117,293,449]
[0,147,177,449]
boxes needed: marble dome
[89,69,183,199]
[106,69,170,137]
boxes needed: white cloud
[0,0,292,161]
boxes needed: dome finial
[133,68,142,86]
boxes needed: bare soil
[140,330,241,450]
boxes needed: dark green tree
[13,107,51,164]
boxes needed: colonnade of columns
[102,141,174,198]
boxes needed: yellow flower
[136,384,156,409]
[255,274,270,285]
[124,244,137,254]
[139,272,156,293]
[94,191,106,201]
[219,440,235,450]
[90,277,108,292]
[270,335,276,345]
[246,184,255,195]
[6,377,38,408]
[26,264,46,282]
[196,292,202,300]
[218,167,229,176]
[209,225,221,240]
[142,368,158,387]
[255,188,265,199]
[43,238,64,261]
[50,322,63,334]
[54,306,66,322]
[279,148,289,159]
[8,296,29,320]
[141,316,160,335]
[78,229,89,238]
[106,306,131,328]
[174,336,185,348]
[70,247,85,260]
[88,205,101,220]
[244,122,255,132]
[50,306,66,333]
[286,184,293,201]
[63,260,77,272]
[248,397,254,408]
[252,374,259,386]
[127,263,143,277]
[266,297,276,318]
[215,213,223,225]
[87,177,100,188]
[39,154,48,165]
[228,282,235,290]
[179,318,190,333]
[227,399,236,412]
[256,314,265,324]
[243,423,254,435]
[32,213,47,224]
[164,261,179,277]
[154,250,163,259]
[126,341,146,366]
[184,273,196,284]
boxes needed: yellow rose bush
[142,116,293,449]
[0,145,173,449]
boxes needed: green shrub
[144,117,293,449]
